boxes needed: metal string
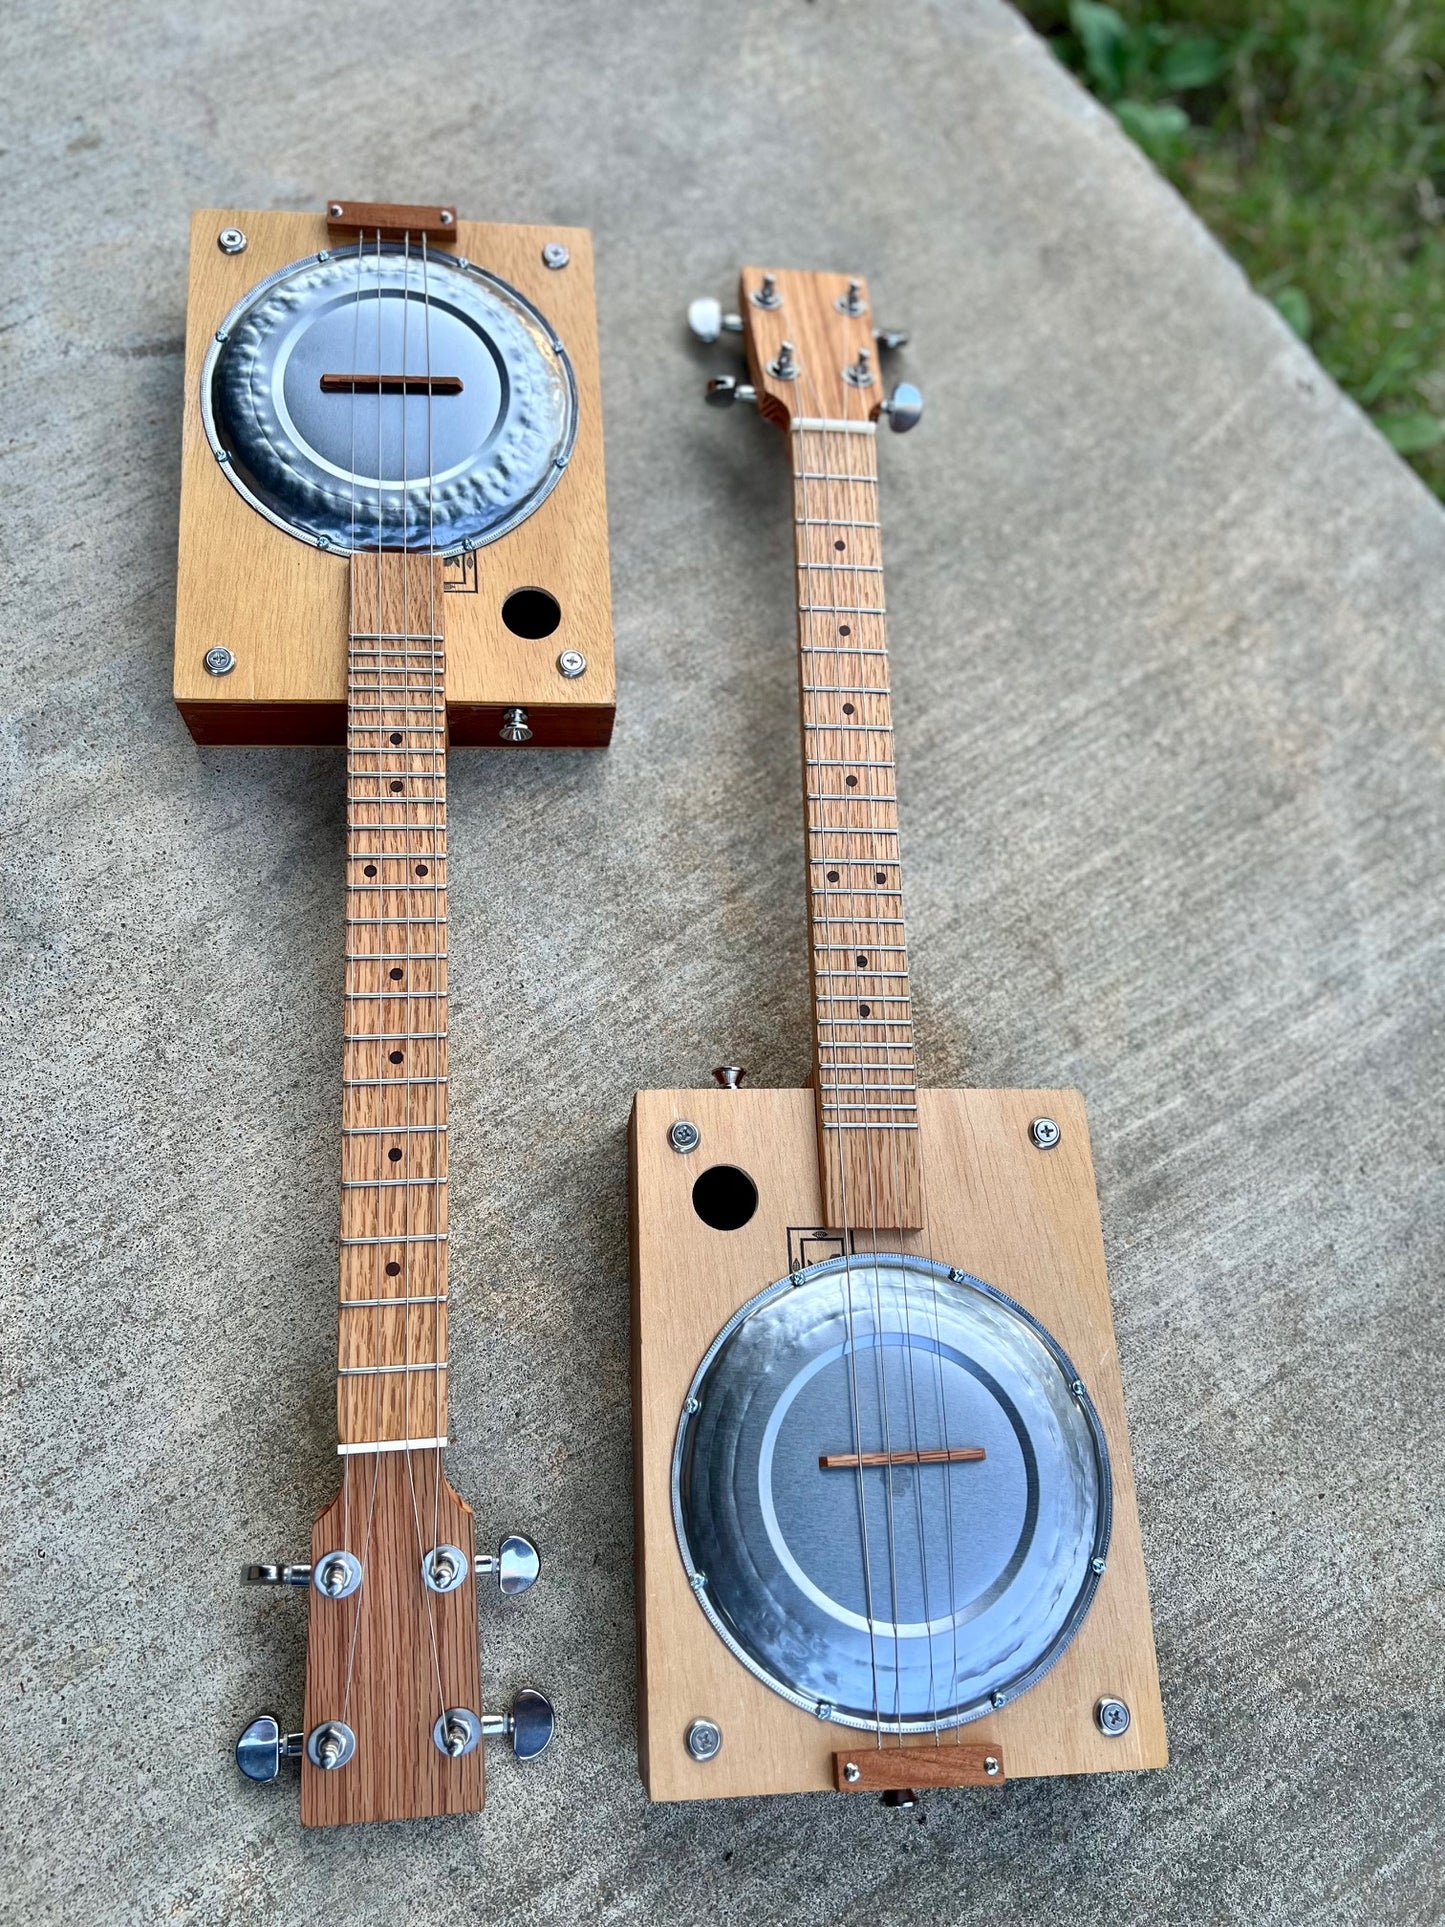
[793,362,883,1740]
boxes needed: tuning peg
[688,297,744,344]
[873,327,910,353]
[235,1713,304,1783]
[474,1533,541,1595]
[705,376,757,409]
[243,1562,312,1586]
[878,381,924,433]
[482,1686,555,1761]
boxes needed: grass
[1021,0,1445,494]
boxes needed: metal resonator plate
[672,1254,1111,1733]
[203,244,576,554]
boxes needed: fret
[341,1295,448,1308]
[816,993,913,1003]
[814,888,904,900]
[821,1102,919,1113]
[795,471,879,483]
[819,1081,917,1092]
[796,562,886,573]
[344,1030,448,1040]
[340,1232,450,1247]
[348,704,447,714]
[801,684,891,694]
[345,825,448,834]
[349,631,445,642]
[344,950,448,959]
[344,991,448,1001]
[805,757,895,768]
[814,969,910,979]
[797,611,888,621]
[347,886,444,896]
[823,1121,919,1131]
[343,1123,449,1133]
[337,1436,447,1455]
[805,793,898,804]
[343,1074,448,1087]
[808,828,900,839]
[344,915,450,925]
[348,647,445,658]
[342,1178,447,1191]
[340,1362,449,1377]
[796,517,880,528]
[819,1048,917,1058]
[805,723,895,734]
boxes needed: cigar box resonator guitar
[179,201,611,1826]
[629,268,1167,1804]
[175,201,612,747]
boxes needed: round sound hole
[202,245,576,554]
[672,1255,1110,1732]
[502,588,562,639]
[691,1165,758,1232]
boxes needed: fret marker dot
[857,955,868,967]
[389,732,403,745]
[845,774,858,788]
[385,1261,401,1274]
[389,1050,404,1064]
[834,539,846,551]
[826,869,840,883]
[388,1149,403,1164]
[363,864,377,877]
[415,864,429,877]
[389,779,404,793]
[842,703,855,715]
[839,624,851,637]
[390,968,404,981]
[858,1003,871,1017]
[875,871,886,883]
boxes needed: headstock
[690,267,921,433]
[236,1457,552,1826]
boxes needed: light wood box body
[629,1085,1167,1802]
[174,209,614,747]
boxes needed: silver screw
[990,1690,1006,1710]
[542,241,570,270]
[984,1755,1001,1777]
[685,1718,722,1762]
[683,1396,701,1415]
[668,1119,700,1155]
[204,647,236,677]
[1095,1696,1131,1737]
[1029,1116,1061,1151]
[217,227,247,255]
[689,1571,707,1593]
[556,649,587,679]
[843,1761,861,1783]
[439,209,455,226]
[317,1558,348,1595]
[1091,1556,1107,1576]
[1071,1378,1086,1398]
[816,1701,834,1722]
[329,203,344,218]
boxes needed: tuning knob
[474,1533,541,1595]
[705,376,757,409]
[688,297,744,344]
[873,327,910,353]
[482,1687,556,1761]
[878,382,924,433]
[243,1562,312,1586]
[235,1713,304,1783]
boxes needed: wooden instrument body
[630,1083,1167,1802]
[174,208,613,747]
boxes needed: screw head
[329,203,344,218]
[1091,1555,1107,1576]
[541,241,570,270]
[984,1755,1001,1777]
[843,1760,861,1783]
[685,1718,722,1762]
[203,646,236,677]
[990,1690,1006,1710]
[556,649,587,679]
[1029,1116,1061,1151]
[815,1701,834,1722]
[689,1570,707,1593]
[668,1119,700,1155]
[683,1395,701,1415]
[1095,1696,1131,1737]
[217,227,247,255]
[306,1720,356,1771]
[439,209,455,226]
[1071,1378,1086,1398]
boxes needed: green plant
[1023,0,1445,491]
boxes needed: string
[423,231,446,1571]
[792,361,882,1740]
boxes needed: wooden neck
[791,424,923,1231]
[336,552,451,1451]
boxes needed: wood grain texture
[325,200,459,241]
[173,208,613,747]
[629,1084,1167,1802]
[301,1453,484,1826]
[337,553,451,1449]
[832,1744,1005,1792]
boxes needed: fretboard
[336,552,451,1451]
[791,425,923,1231]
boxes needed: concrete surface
[3,1,1442,1921]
